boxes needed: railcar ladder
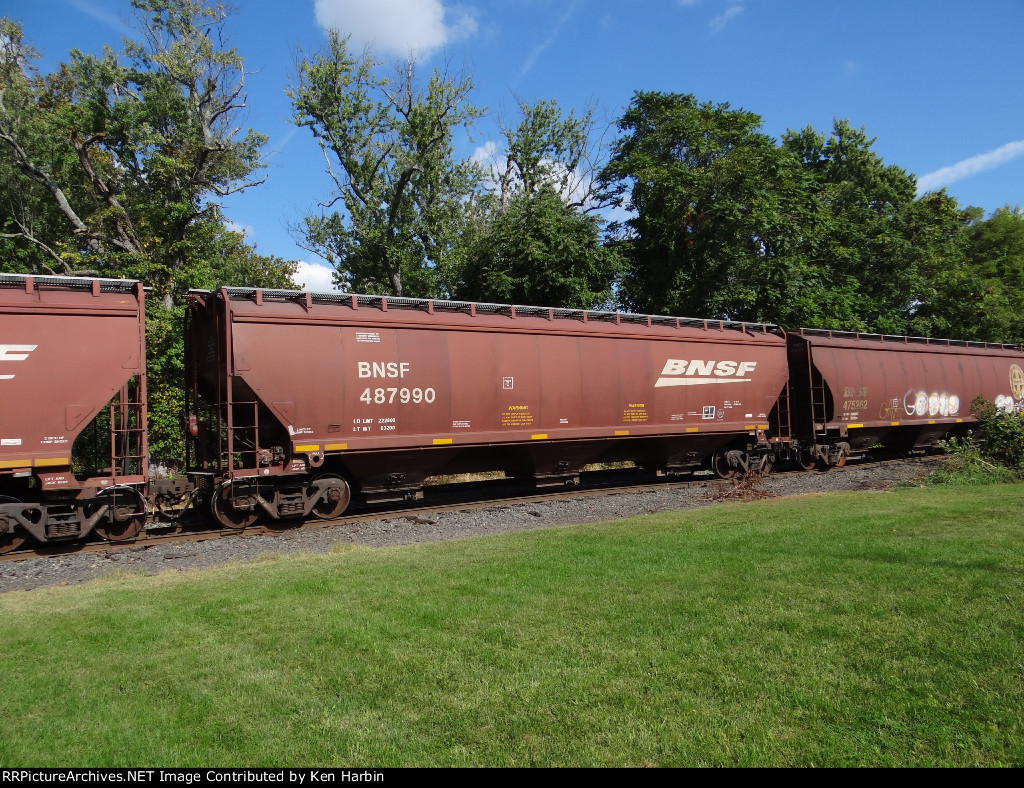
[810,368,828,435]
[109,381,146,479]
[772,382,792,441]
[224,399,263,471]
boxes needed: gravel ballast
[0,460,939,593]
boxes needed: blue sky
[8,0,1024,291]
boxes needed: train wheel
[92,487,147,542]
[307,474,351,520]
[796,448,817,471]
[0,496,26,554]
[211,481,260,530]
[712,451,738,480]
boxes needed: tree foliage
[489,97,601,210]
[601,94,977,333]
[0,0,295,465]
[289,33,484,297]
[917,206,1024,344]
[454,189,621,308]
[600,91,812,322]
[0,1,278,302]
[449,97,623,307]
[782,121,971,334]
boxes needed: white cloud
[471,139,503,192]
[292,261,341,291]
[709,5,744,32]
[516,0,581,80]
[267,127,300,160]
[313,0,477,57]
[224,219,254,238]
[917,139,1024,194]
[64,0,132,34]
[472,140,497,166]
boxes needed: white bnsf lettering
[358,361,411,378]
[655,359,757,387]
[0,344,37,380]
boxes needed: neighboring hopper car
[0,274,151,553]
[185,287,793,529]
[787,328,1024,469]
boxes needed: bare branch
[211,174,266,197]
[69,131,142,254]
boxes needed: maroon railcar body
[186,288,792,525]
[787,329,1024,466]
[0,274,149,550]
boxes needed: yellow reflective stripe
[0,459,30,469]
[757,424,770,430]
[744,425,755,430]
[614,430,629,436]
[433,438,452,445]
[848,423,863,428]
[295,444,321,452]
[928,420,936,424]
[685,427,699,433]
[33,458,69,467]
[891,421,900,426]
[324,443,348,451]
[956,418,964,423]
[531,434,548,440]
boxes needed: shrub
[970,396,1024,473]
[928,397,1024,486]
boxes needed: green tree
[454,189,621,308]
[910,205,1024,344]
[0,1,295,464]
[289,33,484,297]
[490,97,599,209]
[600,91,812,323]
[782,120,969,334]
[0,2,274,302]
[965,205,1024,344]
[449,97,623,308]
[0,18,92,274]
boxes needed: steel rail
[0,456,932,563]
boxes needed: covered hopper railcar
[185,287,793,528]
[0,274,150,552]
[787,329,1024,469]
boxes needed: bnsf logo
[358,361,411,379]
[655,359,757,388]
[0,344,37,380]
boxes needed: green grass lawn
[2,485,1023,767]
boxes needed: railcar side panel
[0,275,148,548]
[0,276,147,482]
[212,295,788,448]
[789,330,1024,458]
[191,290,791,495]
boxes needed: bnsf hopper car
[0,275,152,552]
[3,273,1024,553]
[787,329,1024,470]
[186,287,791,529]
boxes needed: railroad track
[0,457,933,564]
